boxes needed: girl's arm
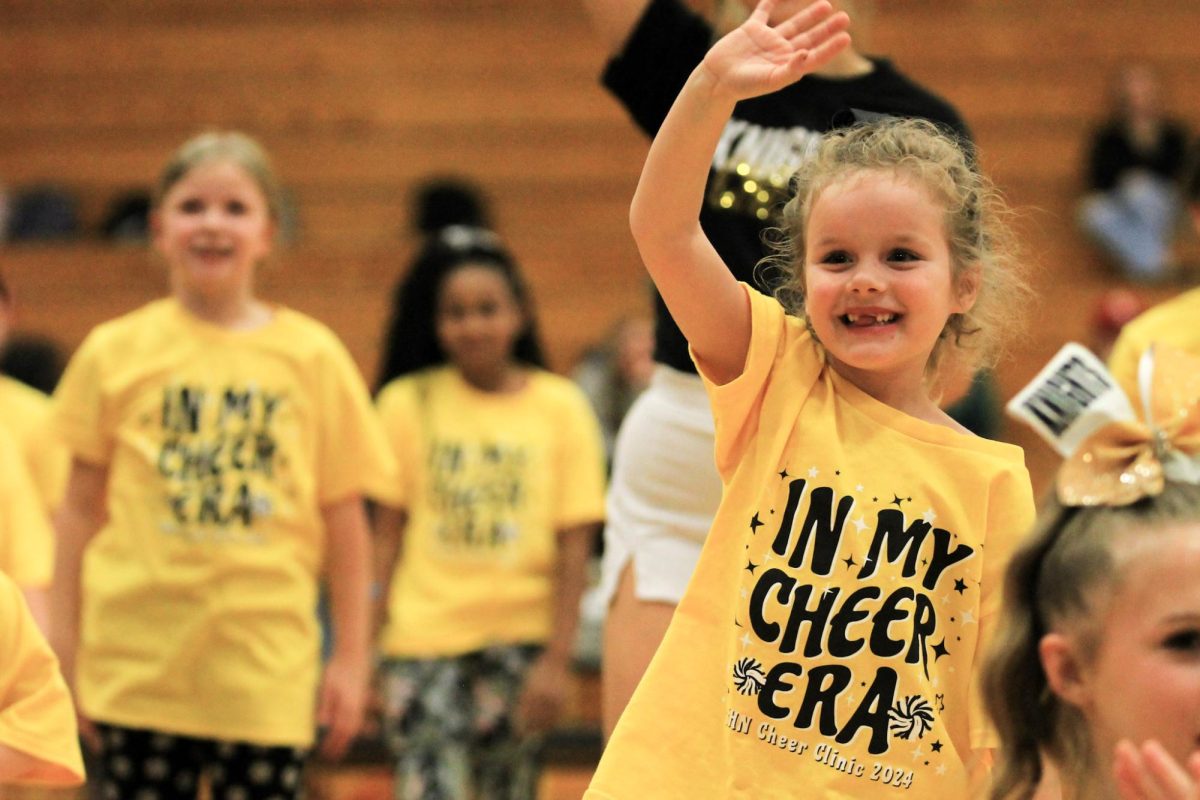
[317,495,373,759]
[516,521,600,735]
[629,0,849,384]
[370,504,407,639]
[48,458,107,752]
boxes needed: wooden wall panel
[1,0,1198,496]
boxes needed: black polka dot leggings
[94,723,307,800]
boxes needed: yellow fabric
[51,298,398,746]
[376,366,606,658]
[1108,286,1200,402]
[588,286,1035,799]
[0,426,54,589]
[0,376,69,513]
[0,570,84,786]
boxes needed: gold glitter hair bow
[1007,343,1200,507]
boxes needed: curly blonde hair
[758,117,1029,378]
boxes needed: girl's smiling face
[1083,524,1200,768]
[1045,522,1200,776]
[802,169,976,400]
[435,262,526,382]
[153,159,275,305]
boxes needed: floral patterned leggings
[380,644,543,800]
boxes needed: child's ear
[1039,632,1093,709]
[952,263,981,314]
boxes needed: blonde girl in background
[586,1,1035,797]
[986,343,1200,800]
[49,131,397,799]
[374,228,607,800]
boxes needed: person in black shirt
[1078,63,1189,283]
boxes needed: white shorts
[598,365,723,606]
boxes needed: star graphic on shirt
[953,578,968,594]
[911,744,924,761]
[739,587,749,599]
[778,468,790,479]
[745,560,758,575]
[891,494,905,507]
[931,740,944,754]
[936,763,948,776]
[740,632,752,649]
[843,554,857,569]
[922,508,937,523]
[750,513,764,534]
[932,639,951,660]
[852,516,869,534]
[808,466,819,478]
[961,610,976,625]
[855,484,864,492]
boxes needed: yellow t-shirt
[1108,286,1200,402]
[52,298,399,746]
[0,570,84,786]
[376,366,606,658]
[0,376,70,513]
[587,287,1035,800]
[0,426,54,589]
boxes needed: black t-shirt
[603,0,970,374]
[1086,120,1189,192]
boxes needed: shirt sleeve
[375,379,421,512]
[693,284,820,480]
[601,0,713,137]
[313,337,401,507]
[968,461,1036,750]
[550,384,607,530]
[1107,322,1146,404]
[51,329,113,466]
[0,431,54,589]
[0,573,85,786]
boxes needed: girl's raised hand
[1115,740,1200,800]
[700,0,851,102]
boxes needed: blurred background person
[1078,63,1190,284]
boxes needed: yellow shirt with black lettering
[0,426,54,590]
[376,366,606,658]
[587,286,1035,800]
[52,298,398,746]
[0,570,84,786]
[0,376,69,513]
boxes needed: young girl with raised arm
[49,131,398,799]
[373,229,607,799]
[986,343,1200,800]
[585,2,1034,797]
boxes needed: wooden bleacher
[1,2,1199,798]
